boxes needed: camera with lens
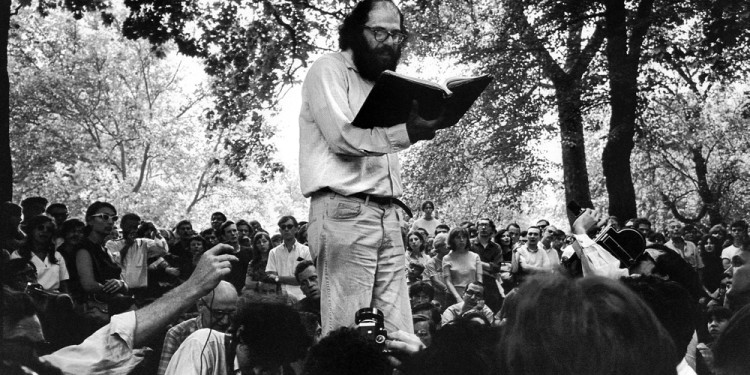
[355,307,388,351]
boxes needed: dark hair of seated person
[400,317,501,375]
[409,281,435,300]
[302,327,391,375]
[411,302,441,326]
[498,274,677,375]
[234,294,312,371]
[621,275,697,361]
[648,244,706,301]
[712,303,750,375]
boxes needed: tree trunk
[555,79,593,225]
[601,0,642,222]
[0,0,11,202]
[691,147,724,226]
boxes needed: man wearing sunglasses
[299,0,460,337]
[266,216,311,301]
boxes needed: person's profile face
[88,207,117,236]
[708,316,729,339]
[408,234,422,251]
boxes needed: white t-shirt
[411,217,441,237]
[266,241,311,301]
[11,250,69,291]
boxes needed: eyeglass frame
[90,213,119,223]
[279,224,296,231]
[198,298,235,319]
[362,26,408,44]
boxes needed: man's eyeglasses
[91,213,118,223]
[279,224,296,230]
[465,289,483,297]
[362,26,408,44]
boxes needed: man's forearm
[133,282,203,347]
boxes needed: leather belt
[317,188,413,218]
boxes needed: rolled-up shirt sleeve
[40,311,147,375]
[303,54,412,156]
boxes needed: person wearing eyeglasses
[265,216,311,302]
[11,214,69,293]
[299,0,461,337]
[440,282,493,327]
[75,201,129,328]
[157,280,238,375]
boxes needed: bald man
[157,281,238,375]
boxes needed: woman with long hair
[11,214,69,293]
[407,230,430,269]
[700,235,725,304]
[442,227,482,304]
[244,231,273,291]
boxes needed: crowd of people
[2,194,750,375]
[4,0,750,373]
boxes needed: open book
[352,70,493,129]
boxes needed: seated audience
[164,294,312,375]
[36,244,238,373]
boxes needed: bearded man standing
[299,0,458,335]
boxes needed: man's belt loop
[364,195,370,205]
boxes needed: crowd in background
[2,196,750,375]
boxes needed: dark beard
[351,32,401,82]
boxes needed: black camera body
[355,307,388,350]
